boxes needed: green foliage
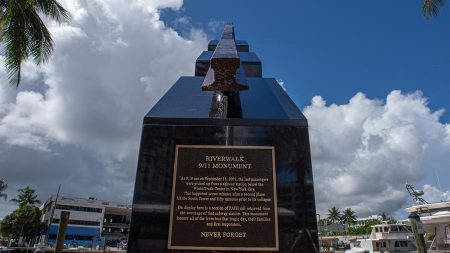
[381,212,387,221]
[347,226,365,235]
[10,186,41,206]
[0,214,14,237]
[321,230,346,236]
[0,205,47,239]
[0,179,7,200]
[422,0,446,18]
[380,212,397,224]
[347,219,382,235]
[319,218,330,227]
[327,207,341,224]
[342,208,357,225]
[0,0,70,87]
[365,219,382,234]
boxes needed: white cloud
[276,79,286,91]
[305,91,450,217]
[208,20,225,34]
[0,0,206,217]
[0,0,206,156]
[0,91,51,151]
[0,0,449,224]
[422,184,450,203]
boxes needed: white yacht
[405,201,450,250]
[346,224,416,253]
[405,183,450,251]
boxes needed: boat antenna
[406,183,428,204]
[434,169,443,201]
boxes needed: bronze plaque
[168,145,278,251]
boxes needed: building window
[55,204,102,213]
[394,241,408,247]
[52,219,100,226]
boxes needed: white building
[40,195,131,248]
[352,214,383,227]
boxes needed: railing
[102,222,130,228]
[373,232,389,239]
[102,231,128,236]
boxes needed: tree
[327,207,341,224]
[381,212,387,221]
[363,219,381,234]
[380,212,397,224]
[422,0,446,18]
[0,213,14,237]
[0,205,47,239]
[319,218,330,227]
[10,186,41,206]
[0,179,7,200]
[341,208,357,225]
[0,0,70,87]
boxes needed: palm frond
[35,0,71,23]
[0,0,70,87]
[3,0,29,87]
[0,180,7,200]
[0,180,7,190]
[24,7,53,64]
[423,0,447,18]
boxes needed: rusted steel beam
[202,22,248,92]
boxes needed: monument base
[128,118,318,252]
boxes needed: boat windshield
[398,226,407,232]
[389,225,411,232]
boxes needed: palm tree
[0,0,70,87]
[380,212,397,224]
[342,208,357,225]
[0,179,7,200]
[422,0,446,18]
[327,207,341,224]
[10,186,41,206]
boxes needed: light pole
[45,184,61,245]
[316,213,321,235]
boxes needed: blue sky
[1,0,449,219]
[165,0,450,121]
[164,0,450,215]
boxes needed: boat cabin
[356,224,416,253]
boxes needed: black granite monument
[128,23,319,252]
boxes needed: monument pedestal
[128,24,319,252]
